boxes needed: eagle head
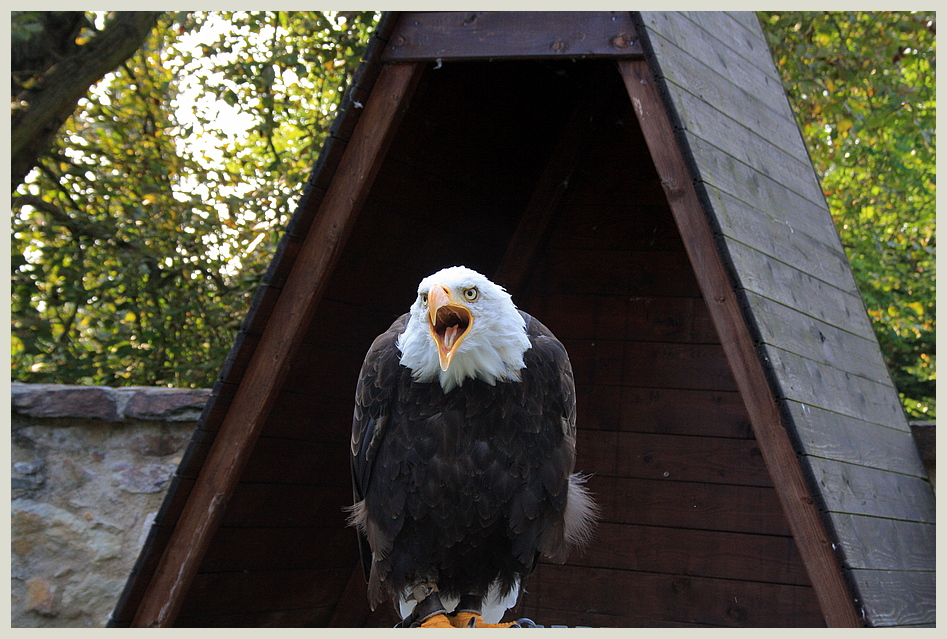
[397,266,531,392]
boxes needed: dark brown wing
[350,309,580,599]
[512,310,578,566]
[520,310,576,442]
[351,313,410,581]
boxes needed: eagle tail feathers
[345,499,368,534]
[563,472,598,549]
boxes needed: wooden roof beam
[617,58,862,628]
[382,11,643,62]
[130,61,424,627]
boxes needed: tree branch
[11,11,162,188]
[12,193,159,260]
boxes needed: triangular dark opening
[163,59,823,628]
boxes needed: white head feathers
[397,266,531,392]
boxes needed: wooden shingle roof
[635,11,934,625]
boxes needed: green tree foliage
[11,11,378,387]
[12,12,935,419]
[759,12,935,418]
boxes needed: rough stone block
[12,384,121,422]
[25,577,56,616]
[127,433,186,457]
[111,464,175,494]
[121,387,211,422]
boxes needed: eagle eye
[419,292,428,306]
[463,287,479,301]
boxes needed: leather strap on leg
[452,594,483,616]
[399,591,450,628]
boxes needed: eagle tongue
[443,324,462,350]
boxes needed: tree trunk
[11,11,163,189]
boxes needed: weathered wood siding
[635,11,935,627]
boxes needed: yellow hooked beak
[427,285,473,371]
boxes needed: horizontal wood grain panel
[704,187,854,291]
[829,513,934,573]
[178,567,349,618]
[671,88,824,206]
[383,11,643,61]
[849,569,935,627]
[765,346,906,427]
[806,457,935,523]
[643,12,778,81]
[576,385,752,438]
[539,249,703,298]
[687,133,831,223]
[588,475,791,536]
[549,193,684,252]
[571,522,809,585]
[724,239,876,338]
[716,11,767,40]
[744,291,891,385]
[786,401,925,476]
[527,293,718,344]
[576,430,770,486]
[523,563,824,626]
[620,387,750,436]
[566,339,738,391]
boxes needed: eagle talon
[511,618,540,628]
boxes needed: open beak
[427,285,473,371]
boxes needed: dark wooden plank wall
[168,54,828,628]
[636,11,935,626]
[170,59,588,627]
[504,66,823,627]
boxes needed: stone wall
[10,383,209,628]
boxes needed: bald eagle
[349,266,596,628]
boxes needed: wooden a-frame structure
[110,12,934,627]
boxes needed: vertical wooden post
[131,62,424,627]
[617,58,861,628]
